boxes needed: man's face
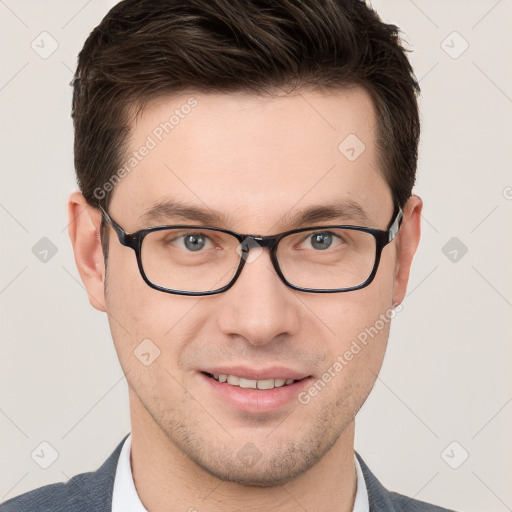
[96,88,406,485]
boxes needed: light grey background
[1,1,511,510]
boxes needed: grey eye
[183,233,207,251]
[310,232,333,250]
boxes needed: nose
[215,246,301,346]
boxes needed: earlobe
[392,194,423,306]
[67,191,107,312]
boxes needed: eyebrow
[139,198,370,230]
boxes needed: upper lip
[201,366,310,381]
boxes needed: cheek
[104,276,199,413]
[295,294,393,432]
[103,249,195,373]
[300,263,394,351]
[306,303,392,424]
[298,256,396,395]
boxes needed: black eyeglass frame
[99,205,403,296]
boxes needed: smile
[205,372,297,389]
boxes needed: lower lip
[200,373,313,414]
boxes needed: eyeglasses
[99,205,403,296]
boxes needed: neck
[129,394,358,512]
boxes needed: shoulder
[355,451,459,512]
[0,435,128,512]
[386,490,458,512]
[0,473,99,512]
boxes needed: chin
[195,451,316,488]
[177,424,340,488]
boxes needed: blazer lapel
[355,451,396,511]
[76,433,130,512]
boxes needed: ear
[392,194,423,306]
[67,191,107,312]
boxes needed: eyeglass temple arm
[98,205,123,238]
[388,207,403,242]
[98,205,143,251]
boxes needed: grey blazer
[1,434,456,511]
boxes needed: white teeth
[227,375,240,385]
[257,379,275,390]
[239,378,257,389]
[210,373,297,389]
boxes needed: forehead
[111,87,392,230]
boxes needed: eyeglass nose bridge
[233,234,289,291]
[237,233,281,261]
[237,234,289,280]
[239,233,278,248]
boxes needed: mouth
[203,372,300,390]
[199,370,313,413]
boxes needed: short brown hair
[72,0,420,256]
